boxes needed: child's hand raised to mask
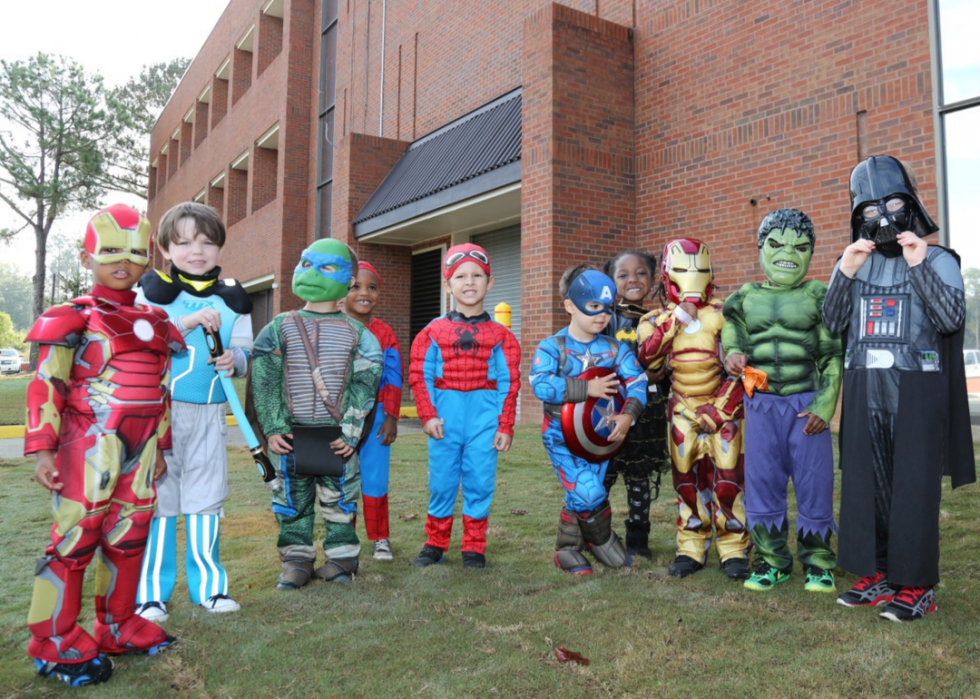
[423,417,444,440]
[183,308,222,331]
[587,373,620,398]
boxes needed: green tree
[0,262,33,330]
[44,231,91,305]
[0,311,25,350]
[0,53,112,336]
[107,58,190,199]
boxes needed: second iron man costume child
[637,238,751,580]
[24,204,184,686]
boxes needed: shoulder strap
[288,311,342,421]
[555,334,567,374]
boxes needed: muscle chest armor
[153,290,240,403]
[281,314,358,424]
[666,302,726,397]
[844,255,941,371]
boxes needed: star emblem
[580,349,597,372]
[594,398,617,432]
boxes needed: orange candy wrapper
[741,366,769,398]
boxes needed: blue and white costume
[136,266,253,610]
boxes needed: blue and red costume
[409,310,521,554]
[359,316,402,541]
[530,330,648,512]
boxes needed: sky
[0,0,230,276]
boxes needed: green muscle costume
[722,209,842,574]
[251,240,382,583]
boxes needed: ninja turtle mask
[292,239,354,302]
[757,209,815,288]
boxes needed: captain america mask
[292,239,354,302]
[566,270,617,316]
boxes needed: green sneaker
[743,561,791,591]
[804,565,835,593]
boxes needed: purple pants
[743,391,836,539]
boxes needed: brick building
[148,0,966,419]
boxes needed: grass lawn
[0,375,248,426]
[1,425,979,697]
[0,374,29,426]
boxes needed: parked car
[964,349,980,380]
[0,348,20,374]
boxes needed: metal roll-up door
[410,248,444,345]
[472,226,521,342]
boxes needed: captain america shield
[561,367,628,463]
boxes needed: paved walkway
[0,418,424,460]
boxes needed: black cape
[836,247,975,585]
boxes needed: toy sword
[203,326,281,490]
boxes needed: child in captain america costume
[134,202,253,622]
[531,266,647,575]
[252,239,382,589]
[409,243,521,569]
[343,260,403,560]
[24,204,184,686]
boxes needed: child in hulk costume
[722,209,843,592]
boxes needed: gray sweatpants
[155,401,229,517]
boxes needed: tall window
[316,0,339,239]
[936,0,980,348]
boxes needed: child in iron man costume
[24,204,185,686]
[636,238,751,580]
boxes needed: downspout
[379,0,386,135]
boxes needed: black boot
[625,520,652,559]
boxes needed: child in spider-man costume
[344,261,403,561]
[24,204,185,686]
[409,244,521,569]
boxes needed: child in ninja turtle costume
[251,239,382,589]
[722,209,843,593]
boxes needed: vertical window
[316,0,339,239]
[936,0,980,351]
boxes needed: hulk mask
[292,239,354,302]
[757,209,815,288]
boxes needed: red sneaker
[836,572,897,608]
[879,586,937,623]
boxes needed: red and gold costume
[24,206,185,666]
[637,238,749,565]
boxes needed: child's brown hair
[156,202,226,250]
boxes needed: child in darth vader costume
[822,155,975,622]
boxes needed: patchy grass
[1,426,979,697]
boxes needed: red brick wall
[333,132,412,379]
[521,4,636,416]
[252,146,278,212]
[633,0,937,296]
[232,48,253,105]
[257,13,284,77]
[179,121,193,166]
[194,101,209,148]
[212,78,229,126]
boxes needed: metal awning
[353,88,521,241]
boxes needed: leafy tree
[44,231,91,305]
[0,262,33,330]
[107,58,190,199]
[0,53,112,336]
[0,311,25,351]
